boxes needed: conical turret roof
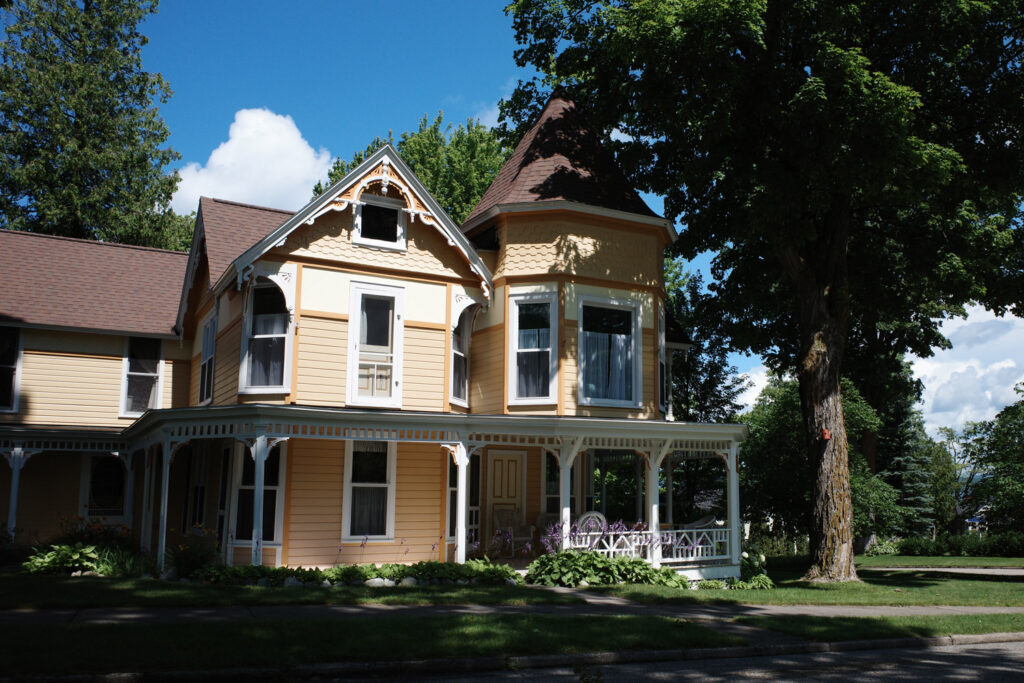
[462,91,658,232]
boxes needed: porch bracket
[2,444,42,541]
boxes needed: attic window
[354,196,407,251]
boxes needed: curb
[8,632,1024,682]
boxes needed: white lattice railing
[567,528,732,565]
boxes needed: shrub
[52,515,136,552]
[525,550,686,588]
[194,559,522,587]
[898,532,1024,558]
[740,550,768,580]
[93,547,156,578]
[23,543,99,574]
[696,579,726,589]
[168,526,219,578]
[865,537,900,556]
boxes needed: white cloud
[738,364,770,411]
[913,305,1024,436]
[172,108,332,214]
[474,102,501,129]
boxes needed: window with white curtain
[509,292,557,404]
[199,313,216,404]
[247,282,288,388]
[344,440,396,540]
[121,336,162,416]
[450,307,473,405]
[578,298,640,407]
[348,282,404,408]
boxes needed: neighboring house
[0,94,746,579]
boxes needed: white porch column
[728,442,741,565]
[4,445,40,541]
[116,451,135,531]
[647,442,672,568]
[249,435,269,566]
[634,457,643,522]
[453,442,469,564]
[665,457,674,525]
[140,447,154,551]
[556,437,584,551]
[665,350,675,421]
[156,437,173,572]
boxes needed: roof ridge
[0,228,189,256]
[204,196,295,214]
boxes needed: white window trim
[119,337,165,418]
[226,441,287,564]
[238,262,296,395]
[449,308,473,408]
[78,454,128,524]
[347,281,404,409]
[353,194,408,252]
[577,295,643,409]
[0,326,23,414]
[198,310,217,406]
[508,291,559,406]
[342,440,397,542]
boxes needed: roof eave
[463,200,676,244]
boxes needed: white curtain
[250,313,286,386]
[582,331,631,400]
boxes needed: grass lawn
[857,555,1024,568]
[0,573,582,609]
[0,615,744,676]
[737,613,1024,641]
[591,570,1024,606]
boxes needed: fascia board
[173,213,206,336]
[463,201,677,242]
[2,321,177,340]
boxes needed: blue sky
[139,1,1023,434]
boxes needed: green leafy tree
[314,113,509,225]
[974,386,1024,531]
[0,0,189,249]
[935,422,988,532]
[503,0,1024,580]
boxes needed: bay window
[578,298,641,407]
[508,292,558,404]
[347,282,404,408]
[121,336,162,417]
[344,440,396,540]
[247,282,288,387]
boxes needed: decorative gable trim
[230,145,494,300]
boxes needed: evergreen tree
[0,0,188,248]
[313,113,509,225]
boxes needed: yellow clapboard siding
[213,319,241,405]
[296,316,347,406]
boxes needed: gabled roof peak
[462,91,660,232]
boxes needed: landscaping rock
[283,576,303,588]
[256,577,272,587]
[399,576,418,587]
[506,577,519,586]
[321,580,333,588]
[160,568,178,581]
[578,580,589,588]
[70,571,82,577]
[457,578,469,585]
[382,578,396,587]
[82,570,100,577]
[364,577,386,588]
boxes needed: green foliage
[741,377,882,538]
[850,457,905,539]
[728,574,775,590]
[22,543,98,574]
[93,547,156,578]
[974,388,1024,531]
[0,0,189,249]
[192,559,522,587]
[864,538,900,557]
[696,580,726,590]
[898,532,1024,558]
[525,550,686,588]
[313,113,510,224]
[740,551,768,581]
[168,527,219,579]
[51,515,137,552]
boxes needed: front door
[488,450,525,536]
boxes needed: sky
[139,1,1023,436]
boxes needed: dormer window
[354,195,407,251]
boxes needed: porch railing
[567,527,732,565]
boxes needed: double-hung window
[198,313,216,404]
[348,282,403,408]
[0,326,21,412]
[450,308,472,406]
[508,293,558,404]
[354,195,407,250]
[121,337,162,417]
[344,440,396,540]
[247,282,288,388]
[83,455,125,518]
[233,444,283,544]
[578,298,641,407]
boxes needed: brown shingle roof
[0,230,188,336]
[463,92,657,231]
[198,197,294,285]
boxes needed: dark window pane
[469,454,480,506]
[361,204,399,242]
[128,337,160,374]
[263,490,277,542]
[351,487,387,536]
[582,306,632,334]
[253,283,286,317]
[235,489,253,540]
[249,337,284,385]
[0,368,13,409]
[448,489,457,537]
[452,355,467,400]
[126,375,157,412]
[351,444,387,483]
[518,302,549,330]
[449,458,457,487]
[517,350,549,397]
[265,446,281,487]
[361,296,393,348]
[89,457,124,516]
[0,327,17,365]
[241,453,254,486]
